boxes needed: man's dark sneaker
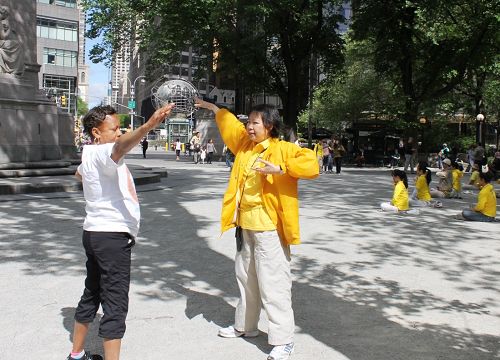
[66,351,103,360]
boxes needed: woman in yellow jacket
[380,169,410,212]
[195,99,319,360]
[460,171,497,222]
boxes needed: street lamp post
[476,113,485,146]
[128,75,146,131]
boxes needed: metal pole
[130,84,135,131]
[307,53,314,149]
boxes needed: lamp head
[476,113,485,121]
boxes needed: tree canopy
[82,0,347,131]
[351,0,500,123]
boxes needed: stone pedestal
[0,0,75,164]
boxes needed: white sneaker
[218,325,259,338]
[267,342,294,360]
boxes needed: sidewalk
[0,148,499,360]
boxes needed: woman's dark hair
[82,105,117,140]
[249,104,281,138]
[417,161,432,185]
[451,160,464,171]
[479,171,493,183]
[392,169,408,188]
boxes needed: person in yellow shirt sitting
[195,98,319,360]
[409,162,442,208]
[460,171,497,222]
[450,161,464,198]
[381,169,410,212]
[463,163,480,190]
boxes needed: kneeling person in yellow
[381,169,409,212]
[461,171,497,222]
[195,99,319,360]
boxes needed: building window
[43,74,76,112]
[37,18,78,42]
[43,48,77,67]
[37,0,77,8]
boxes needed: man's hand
[252,158,284,175]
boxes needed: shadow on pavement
[0,167,498,359]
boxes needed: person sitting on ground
[409,162,442,208]
[458,171,497,222]
[430,158,453,198]
[450,160,464,199]
[463,163,481,190]
[381,169,409,212]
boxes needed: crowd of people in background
[141,130,499,223]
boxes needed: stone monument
[0,0,74,163]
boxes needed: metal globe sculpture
[151,78,199,116]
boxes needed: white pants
[380,202,399,212]
[234,229,294,345]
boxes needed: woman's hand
[252,158,284,175]
[194,97,220,114]
[145,103,175,130]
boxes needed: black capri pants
[75,231,135,339]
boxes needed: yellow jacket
[474,183,497,218]
[415,175,431,201]
[216,109,319,245]
[392,181,409,211]
[313,142,323,157]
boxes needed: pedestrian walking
[195,98,319,360]
[190,131,201,163]
[313,140,323,173]
[404,137,415,173]
[141,137,148,158]
[174,138,182,161]
[67,103,174,360]
[206,138,216,164]
[332,141,345,174]
[437,143,450,169]
[322,140,332,173]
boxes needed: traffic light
[61,95,67,107]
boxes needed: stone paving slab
[0,147,499,360]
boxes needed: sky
[85,37,110,108]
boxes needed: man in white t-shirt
[66,103,174,360]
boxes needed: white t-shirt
[175,141,182,150]
[77,143,140,237]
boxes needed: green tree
[299,39,402,135]
[77,96,89,117]
[352,0,499,125]
[82,0,346,132]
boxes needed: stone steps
[0,166,167,195]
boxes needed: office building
[36,0,88,115]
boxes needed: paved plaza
[0,148,499,360]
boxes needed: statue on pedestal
[0,5,24,76]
